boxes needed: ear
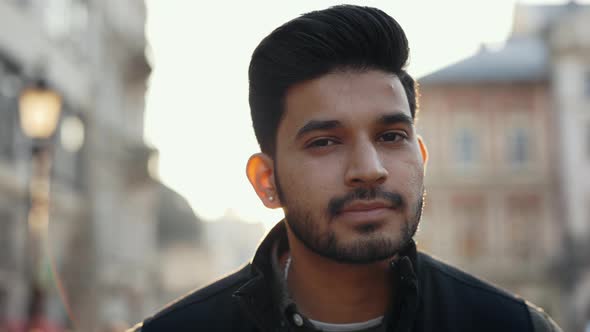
[417,135,429,167]
[246,153,282,209]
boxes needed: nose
[344,142,388,187]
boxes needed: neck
[284,229,395,324]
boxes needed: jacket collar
[234,220,420,332]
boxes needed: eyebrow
[295,112,414,140]
[295,120,343,140]
[378,113,414,126]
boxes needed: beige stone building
[417,2,590,331]
[0,1,257,331]
[0,0,158,331]
[417,59,561,315]
[547,5,590,332]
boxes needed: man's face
[274,69,426,264]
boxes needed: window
[0,56,23,161]
[0,210,12,268]
[45,0,72,39]
[506,195,540,260]
[585,71,590,98]
[454,127,478,167]
[507,127,530,167]
[452,195,486,260]
[44,0,89,44]
[0,94,16,160]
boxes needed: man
[130,5,561,332]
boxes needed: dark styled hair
[249,5,417,155]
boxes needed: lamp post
[18,79,62,331]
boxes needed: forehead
[282,69,411,131]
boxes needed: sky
[143,0,579,230]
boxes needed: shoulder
[416,252,562,331]
[416,252,539,330]
[526,302,563,332]
[126,322,143,332]
[136,264,254,332]
[417,252,526,304]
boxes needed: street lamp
[19,79,62,331]
[19,80,62,139]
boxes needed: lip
[337,201,393,223]
[340,201,391,213]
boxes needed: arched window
[506,195,540,260]
[508,127,530,167]
[454,127,478,167]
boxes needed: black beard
[279,183,424,264]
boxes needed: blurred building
[547,5,590,332]
[157,210,266,307]
[201,211,266,280]
[155,184,205,306]
[0,0,162,331]
[417,2,590,331]
[0,2,262,331]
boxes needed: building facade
[0,0,157,331]
[547,5,590,332]
[417,2,590,331]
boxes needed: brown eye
[378,132,406,142]
[308,138,337,148]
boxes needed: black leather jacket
[129,221,561,332]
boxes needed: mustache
[328,187,405,218]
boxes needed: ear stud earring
[268,196,275,202]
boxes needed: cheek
[385,153,424,192]
[291,153,342,184]
[279,158,340,205]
